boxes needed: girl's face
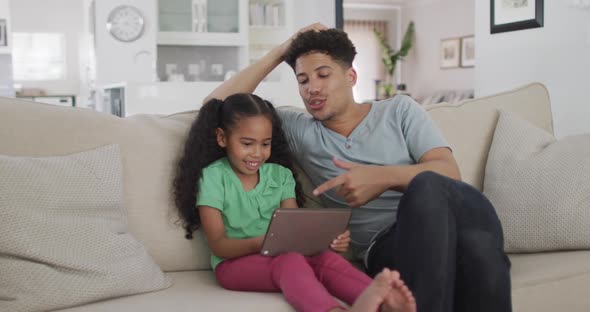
[216,115,272,179]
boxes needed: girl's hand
[330,230,351,253]
[253,235,265,252]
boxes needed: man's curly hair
[284,28,357,70]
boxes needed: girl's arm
[198,206,263,259]
[280,198,298,209]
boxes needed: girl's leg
[215,253,343,312]
[271,252,343,312]
[215,254,279,291]
[307,251,373,306]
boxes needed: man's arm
[313,148,461,208]
[202,47,284,104]
[202,23,327,104]
[388,147,461,191]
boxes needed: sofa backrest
[0,82,552,272]
[0,99,209,272]
[426,82,553,190]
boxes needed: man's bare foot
[349,268,400,312]
[381,271,416,312]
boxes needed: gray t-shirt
[277,95,449,259]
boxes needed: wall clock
[106,5,145,42]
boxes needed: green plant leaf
[373,21,415,77]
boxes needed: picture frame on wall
[460,36,475,68]
[491,0,544,34]
[0,19,7,47]
[440,38,460,69]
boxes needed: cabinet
[156,0,293,83]
[97,0,303,117]
[157,0,248,46]
[17,95,76,107]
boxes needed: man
[204,23,512,312]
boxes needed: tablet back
[260,208,352,257]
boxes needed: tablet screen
[260,208,352,257]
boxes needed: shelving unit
[98,0,303,117]
[156,0,293,83]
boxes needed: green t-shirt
[196,157,297,270]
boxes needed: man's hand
[330,230,351,253]
[313,158,394,208]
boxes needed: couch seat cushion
[510,251,590,312]
[56,271,294,312]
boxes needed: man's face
[294,52,357,121]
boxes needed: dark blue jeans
[366,171,512,312]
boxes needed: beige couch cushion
[0,145,171,312]
[510,251,590,312]
[0,98,208,272]
[56,271,294,312]
[426,83,553,190]
[0,82,555,272]
[483,111,590,252]
[54,252,590,312]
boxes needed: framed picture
[491,0,543,34]
[440,38,460,69]
[0,19,7,46]
[460,36,475,68]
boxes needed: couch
[1,82,589,311]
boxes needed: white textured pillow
[483,110,590,253]
[0,145,172,312]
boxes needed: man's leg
[366,171,512,312]
[367,171,458,312]
[452,181,512,312]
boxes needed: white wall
[401,0,475,99]
[94,0,157,86]
[0,0,12,54]
[293,0,335,29]
[0,0,14,97]
[475,2,590,138]
[10,0,84,96]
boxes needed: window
[12,33,66,81]
[344,20,387,102]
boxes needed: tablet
[260,208,352,257]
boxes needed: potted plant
[373,21,415,98]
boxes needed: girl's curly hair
[173,93,305,239]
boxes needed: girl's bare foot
[381,272,416,312]
[348,268,398,312]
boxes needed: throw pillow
[0,145,172,312]
[483,110,590,253]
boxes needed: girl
[173,93,415,312]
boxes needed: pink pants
[215,251,372,312]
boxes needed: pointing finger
[313,176,345,196]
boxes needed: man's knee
[408,170,451,194]
[401,171,452,218]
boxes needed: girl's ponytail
[173,98,226,239]
[263,100,306,208]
